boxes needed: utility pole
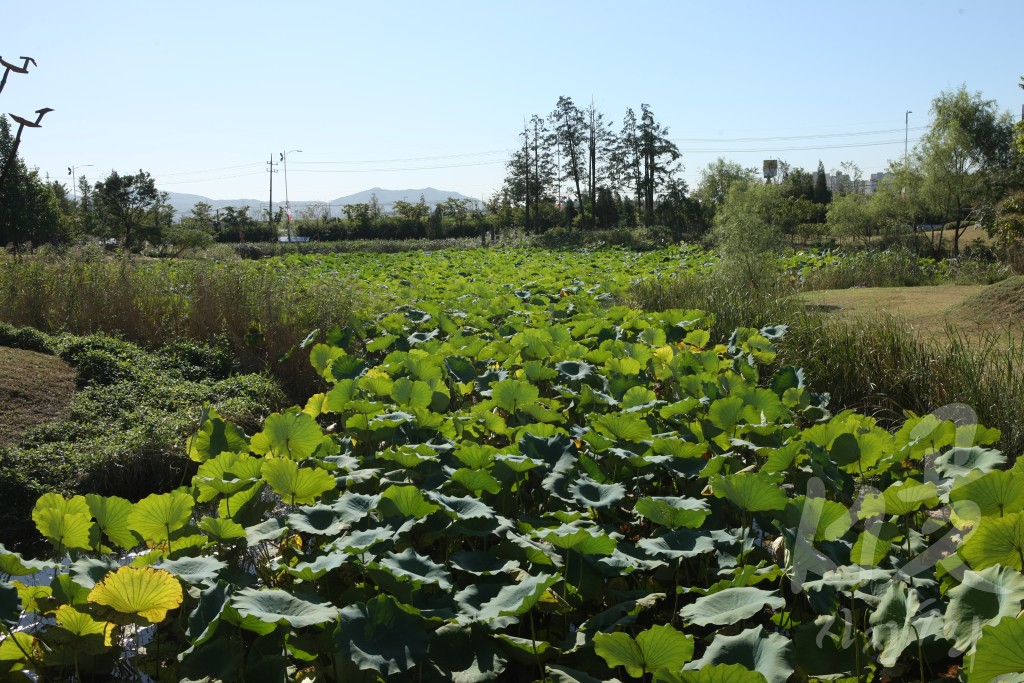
[267,156,278,233]
[904,110,912,166]
[279,149,301,242]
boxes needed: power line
[294,160,508,173]
[676,138,922,154]
[293,149,511,165]
[671,126,928,143]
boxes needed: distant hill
[162,187,480,218]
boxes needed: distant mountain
[162,187,480,218]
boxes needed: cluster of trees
[497,97,686,233]
[492,85,1024,266]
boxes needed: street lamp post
[67,164,93,201]
[279,149,302,242]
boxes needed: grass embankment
[0,253,362,399]
[0,347,76,446]
[630,271,1024,459]
[0,324,283,548]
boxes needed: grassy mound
[952,275,1024,324]
[0,347,76,446]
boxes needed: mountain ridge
[162,187,481,218]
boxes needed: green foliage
[0,244,1020,680]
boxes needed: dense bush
[0,327,283,548]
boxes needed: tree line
[2,83,1023,265]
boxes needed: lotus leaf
[334,595,429,675]
[685,626,793,683]
[87,566,183,624]
[594,624,694,678]
[250,411,324,461]
[261,458,336,505]
[232,588,338,628]
[679,587,786,627]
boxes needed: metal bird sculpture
[0,55,36,96]
[0,107,54,197]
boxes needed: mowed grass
[800,284,988,338]
[0,347,76,446]
[800,277,1024,343]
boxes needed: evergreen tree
[813,160,832,204]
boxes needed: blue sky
[4,1,1021,205]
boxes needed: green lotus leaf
[656,663,769,683]
[188,408,249,463]
[69,557,118,590]
[519,433,577,473]
[329,354,368,381]
[428,492,497,520]
[536,524,616,555]
[944,565,1024,653]
[935,446,1007,479]
[287,505,348,536]
[790,615,865,680]
[85,494,140,550]
[452,442,498,469]
[199,516,246,542]
[606,356,642,376]
[568,477,625,509]
[0,582,20,628]
[621,386,659,413]
[329,492,380,524]
[334,595,429,676]
[378,485,440,519]
[250,411,324,461]
[710,473,788,512]
[868,581,920,667]
[450,551,520,576]
[455,573,558,622]
[960,511,1024,571]
[635,496,710,530]
[547,664,607,683]
[182,636,248,683]
[491,379,540,413]
[309,343,345,376]
[784,496,852,542]
[365,334,399,353]
[555,360,594,383]
[325,379,359,412]
[430,622,508,682]
[708,397,745,432]
[0,545,55,578]
[333,528,396,554]
[859,478,938,518]
[950,469,1024,523]
[53,603,110,642]
[358,372,394,398]
[592,413,653,442]
[88,566,183,624]
[125,490,193,545]
[246,518,288,547]
[378,548,453,589]
[32,493,94,551]
[637,529,718,560]
[850,525,899,567]
[0,631,40,663]
[679,587,785,627]
[451,468,502,495]
[387,377,430,409]
[595,624,693,678]
[286,551,348,582]
[232,588,338,628]
[685,626,793,683]
[261,458,336,506]
[971,614,1024,682]
[444,355,478,383]
[157,556,227,586]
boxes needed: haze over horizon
[4,1,1021,203]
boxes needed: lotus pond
[1,245,1021,682]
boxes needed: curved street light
[67,164,94,201]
